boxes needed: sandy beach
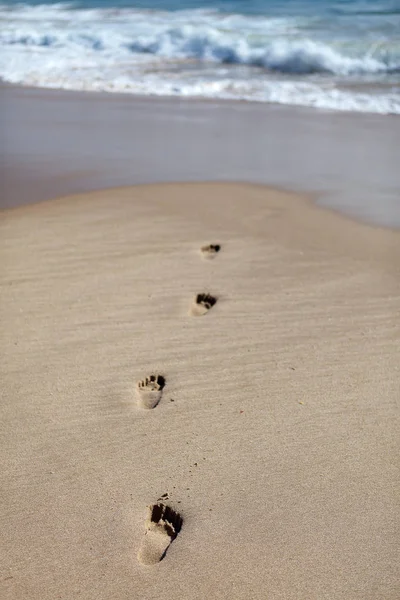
[1,172,399,599]
[2,3,400,599]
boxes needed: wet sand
[1,84,400,227]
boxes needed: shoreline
[4,181,400,246]
[4,181,400,253]
[1,83,400,228]
[5,80,400,117]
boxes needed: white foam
[0,2,399,114]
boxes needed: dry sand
[1,182,399,599]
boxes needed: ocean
[1,0,399,114]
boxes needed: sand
[1,182,399,599]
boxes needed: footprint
[200,243,221,259]
[136,375,165,409]
[137,503,183,566]
[189,293,218,316]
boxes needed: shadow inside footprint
[136,375,166,409]
[200,243,221,259]
[138,503,183,566]
[190,293,218,316]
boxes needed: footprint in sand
[136,375,165,409]
[190,293,218,316]
[200,243,221,259]
[138,503,183,565]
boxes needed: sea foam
[0,2,399,114]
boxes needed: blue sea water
[1,0,399,113]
